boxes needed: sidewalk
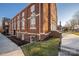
[59,33,79,56]
[0,33,24,56]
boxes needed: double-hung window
[14,19,16,30]
[21,12,25,30]
[12,20,14,31]
[30,5,36,29]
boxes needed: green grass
[21,38,60,56]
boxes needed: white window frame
[17,15,20,30]
[22,12,24,17]
[5,22,8,25]
[14,19,16,30]
[31,5,35,13]
[30,5,36,29]
[12,20,14,31]
[22,12,25,30]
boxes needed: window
[22,12,24,17]
[5,22,8,25]
[17,15,20,30]
[14,19,16,30]
[30,5,36,29]
[30,15,36,29]
[22,12,25,30]
[31,5,35,13]
[12,20,14,31]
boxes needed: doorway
[14,30,16,35]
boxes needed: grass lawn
[72,32,79,36]
[21,38,60,56]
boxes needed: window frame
[17,15,20,30]
[21,12,25,30]
[30,5,36,29]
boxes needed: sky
[0,3,79,27]
[57,3,79,26]
[0,3,28,26]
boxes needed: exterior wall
[9,3,57,42]
[50,3,57,31]
[42,4,49,33]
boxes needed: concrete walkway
[0,33,24,56]
[59,33,79,56]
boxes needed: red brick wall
[50,3,57,30]
[42,3,49,33]
[9,3,57,41]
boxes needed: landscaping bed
[21,38,60,56]
[7,36,29,46]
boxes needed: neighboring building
[2,17,10,35]
[9,3,57,42]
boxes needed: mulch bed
[7,36,29,46]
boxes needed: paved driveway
[0,33,24,56]
[59,33,79,56]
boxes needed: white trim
[22,12,24,17]
[30,27,36,29]
[27,13,40,20]
[51,22,57,31]
[21,18,25,30]
[31,5,35,13]
[30,13,36,29]
[36,13,40,16]
[16,31,51,35]
[17,15,20,30]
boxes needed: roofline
[11,3,33,19]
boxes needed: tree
[64,11,79,31]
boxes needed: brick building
[2,17,10,35]
[9,3,57,43]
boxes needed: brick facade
[9,3,57,42]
